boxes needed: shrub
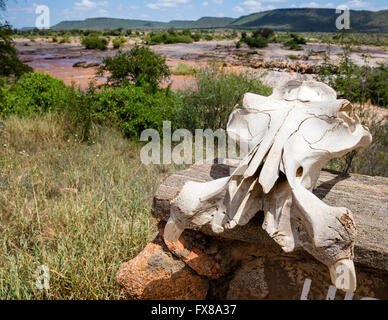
[191,33,201,42]
[366,63,388,108]
[146,32,193,45]
[252,28,275,40]
[82,35,108,50]
[59,36,71,44]
[245,36,268,48]
[238,29,272,49]
[178,63,272,131]
[60,85,95,142]
[0,72,69,116]
[112,37,127,49]
[92,84,182,138]
[284,33,306,50]
[98,46,170,89]
[326,108,387,177]
[203,34,213,41]
[318,48,388,108]
[317,47,387,176]
[284,41,303,50]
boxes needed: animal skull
[165,80,372,293]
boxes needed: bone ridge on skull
[164,80,372,293]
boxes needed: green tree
[1,1,32,77]
[0,23,33,77]
[98,46,170,90]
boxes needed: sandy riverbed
[15,38,388,92]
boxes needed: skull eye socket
[296,167,303,178]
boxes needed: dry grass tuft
[0,114,177,299]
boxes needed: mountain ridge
[51,8,388,33]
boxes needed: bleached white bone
[164,81,372,293]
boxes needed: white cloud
[299,2,320,7]
[299,1,346,8]
[202,1,209,6]
[146,0,190,10]
[213,0,223,4]
[346,0,370,8]
[234,5,245,13]
[242,0,263,12]
[74,0,109,11]
[239,0,284,13]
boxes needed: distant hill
[229,8,388,32]
[52,17,235,31]
[51,8,388,33]
[52,18,165,30]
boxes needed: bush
[252,28,275,40]
[59,36,71,44]
[178,63,272,131]
[326,108,387,177]
[82,35,108,50]
[284,33,306,50]
[146,32,193,45]
[318,48,388,108]
[191,33,201,42]
[238,29,273,49]
[245,36,268,48]
[92,85,182,138]
[317,47,387,176]
[98,46,170,89]
[112,37,127,49]
[203,34,213,41]
[366,63,388,108]
[0,72,69,116]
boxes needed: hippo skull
[164,80,372,293]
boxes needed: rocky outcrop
[117,162,388,300]
[116,236,209,300]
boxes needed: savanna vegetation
[0,30,273,298]
[0,0,387,298]
[315,43,388,176]
[81,34,108,50]
[236,29,307,50]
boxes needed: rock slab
[116,236,208,300]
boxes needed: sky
[2,0,388,28]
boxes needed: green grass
[171,63,197,76]
[287,54,299,60]
[0,114,178,299]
